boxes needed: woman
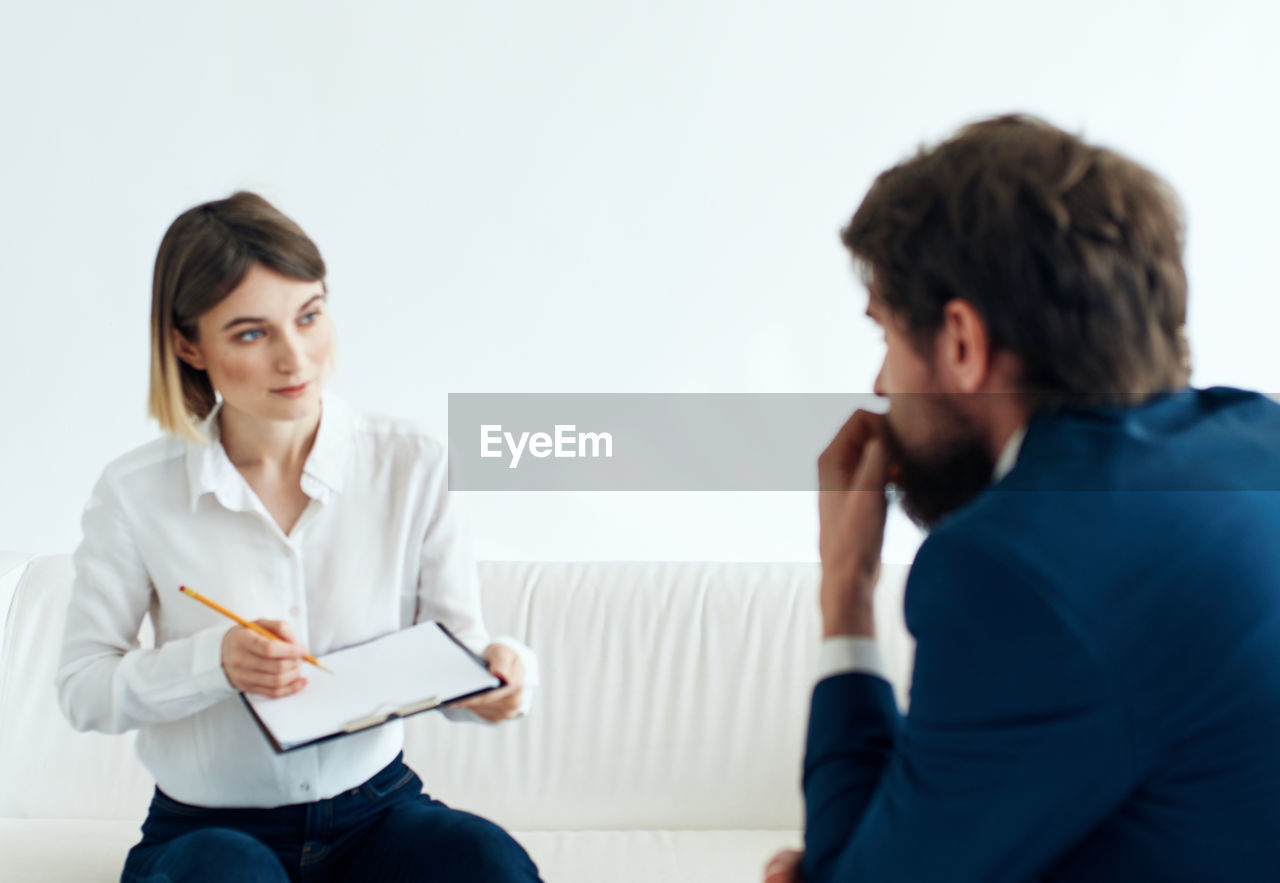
[55,191,542,882]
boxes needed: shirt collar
[300,392,352,498]
[184,391,353,513]
[992,423,1027,482]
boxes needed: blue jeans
[120,753,541,882]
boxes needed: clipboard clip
[340,696,442,733]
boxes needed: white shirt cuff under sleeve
[816,636,890,686]
[191,624,237,696]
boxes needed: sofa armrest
[0,551,35,643]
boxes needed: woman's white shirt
[55,393,538,808]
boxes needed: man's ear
[172,328,206,372]
[936,299,990,394]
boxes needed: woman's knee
[127,828,288,883]
[437,813,539,880]
[375,807,539,881]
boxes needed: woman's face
[175,262,332,425]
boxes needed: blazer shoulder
[903,512,1080,639]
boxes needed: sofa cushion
[2,557,914,829]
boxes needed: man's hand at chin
[817,409,893,639]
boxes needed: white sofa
[0,551,914,883]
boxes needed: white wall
[2,0,1277,561]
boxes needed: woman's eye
[299,310,320,326]
[235,328,264,342]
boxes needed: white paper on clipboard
[242,621,501,752]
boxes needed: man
[766,115,1280,882]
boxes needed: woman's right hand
[220,619,308,697]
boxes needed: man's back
[796,116,1278,883]
[912,387,1280,879]
[804,388,1280,882]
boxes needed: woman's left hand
[447,643,525,722]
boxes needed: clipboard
[240,621,503,753]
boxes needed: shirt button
[289,606,301,618]
[300,782,311,792]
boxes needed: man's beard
[878,402,997,531]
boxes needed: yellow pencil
[178,585,332,673]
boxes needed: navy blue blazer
[803,388,1280,882]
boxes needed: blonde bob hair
[148,191,327,440]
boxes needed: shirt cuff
[816,636,889,686]
[190,623,238,697]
